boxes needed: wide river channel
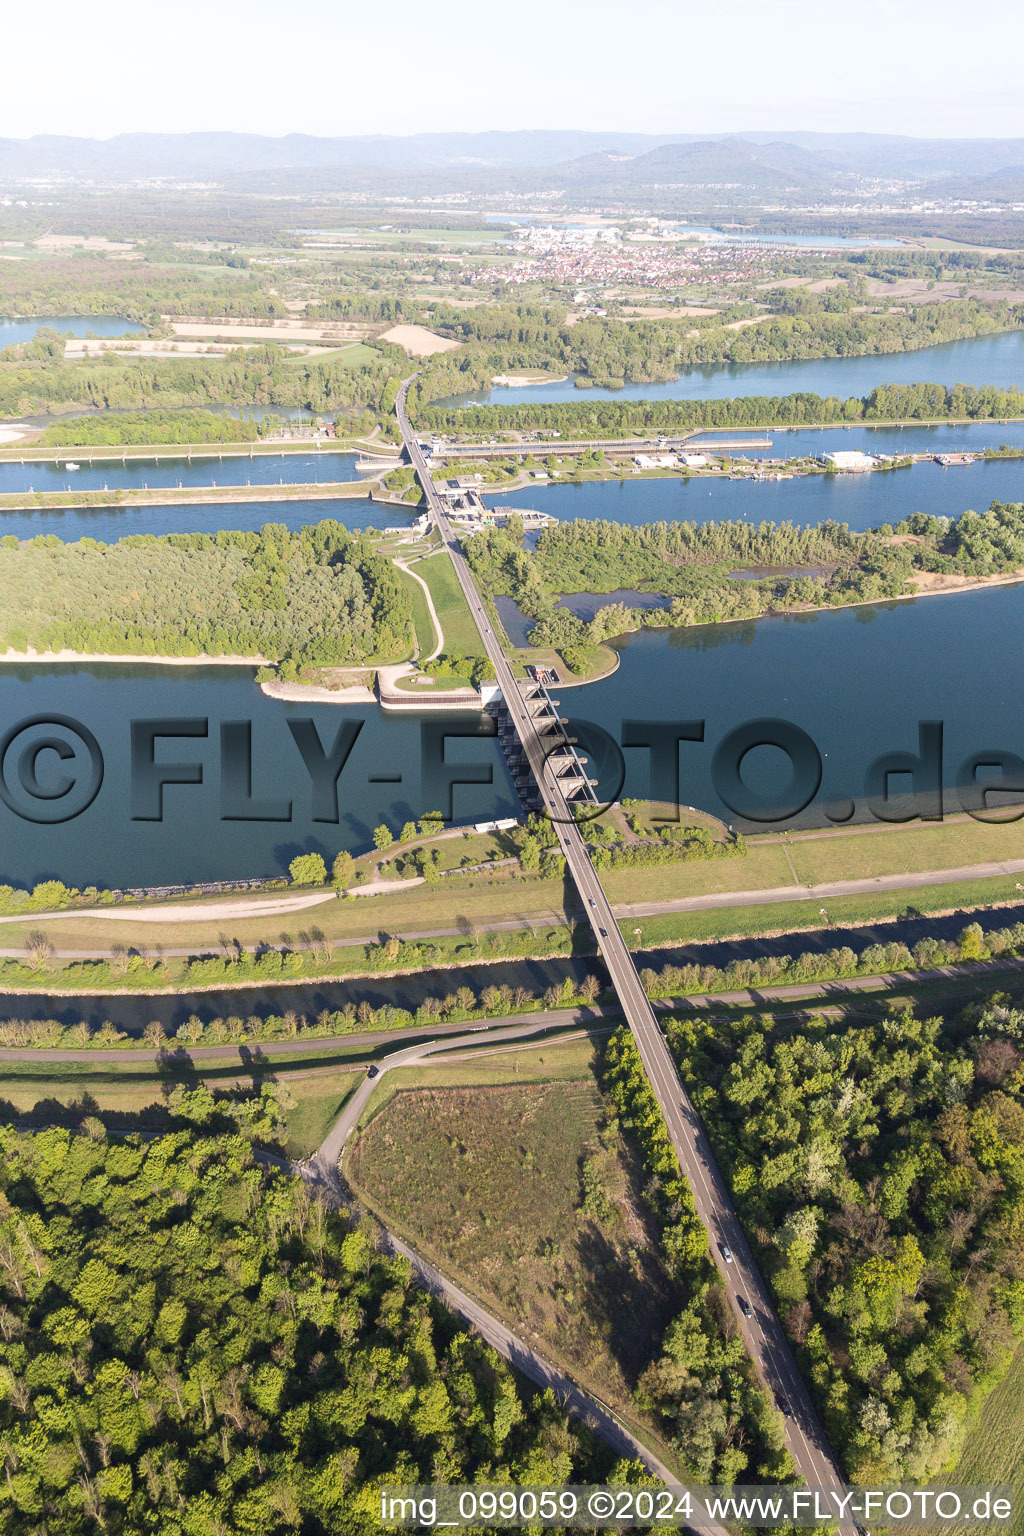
[2,333,1024,895]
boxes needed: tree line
[419,379,1024,436]
[38,410,261,446]
[0,342,410,420]
[0,256,286,325]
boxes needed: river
[0,450,362,496]
[444,329,1024,407]
[1,584,1022,890]
[0,496,410,542]
[0,664,516,890]
[487,454,1024,534]
[0,315,147,347]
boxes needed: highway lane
[397,378,854,1509]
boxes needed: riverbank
[0,647,269,667]
[258,674,377,704]
[0,436,388,463]
[0,479,378,511]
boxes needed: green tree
[331,850,356,889]
[289,853,327,886]
[372,824,394,852]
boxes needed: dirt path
[0,891,336,928]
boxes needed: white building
[820,450,878,472]
[633,453,677,469]
[678,453,709,469]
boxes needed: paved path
[381,1230,695,1493]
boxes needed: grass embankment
[949,1345,1024,1534]
[393,565,438,658]
[414,553,486,658]
[5,814,1024,982]
[0,481,374,512]
[778,815,1024,883]
[346,1039,686,1471]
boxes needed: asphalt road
[397,380,853,1510]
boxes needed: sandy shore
[259,678,376,705]
[0,648,267,667]
[490,372,570,386]
[0,891,337,927]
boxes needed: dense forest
[465,503,1024,661]
[0,258,287,324]
[0,1120,613,1533]
[409,296,1024,407]
[38,410,261,446]
[0,521,413,668]
[665,998,1024,1481]
[420,380,1024,436]
[0,343,408,420]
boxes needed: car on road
[599,927,607,937]
[778,1395,791,1416]
[718,1242,734,1263]
[367,1065,379,1079]
[737,1296,752,1317]
[588,897,596,907]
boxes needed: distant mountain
[741,131,1024,179]
[2,129,1024,189]
[926,165,1024,202]
[0,130,701,181]
[562,137,833,188]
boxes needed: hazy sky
[4,0,1023,140]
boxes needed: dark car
[778,1395,791,1416]
[367,1065,379,1080]
[737,1296,752,1318]
[599,927,607,937]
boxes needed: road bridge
[396,378,853,1509]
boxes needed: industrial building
[820,450,879,472]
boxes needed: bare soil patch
[379,324,461,357]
